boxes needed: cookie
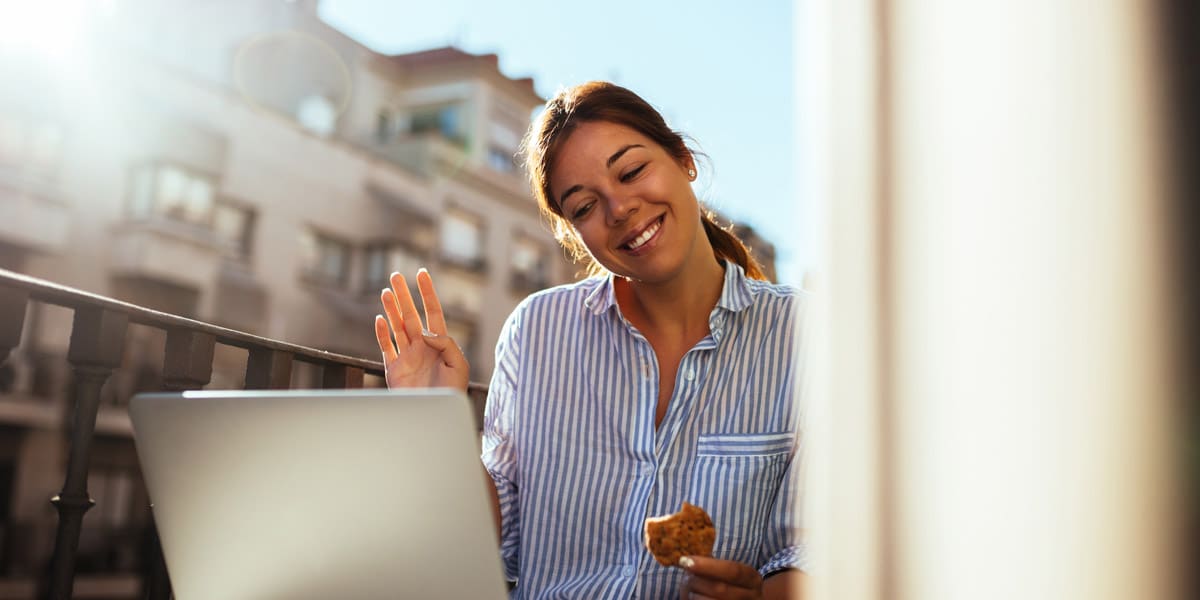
[643,501,716,566]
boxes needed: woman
[374,82,807,599]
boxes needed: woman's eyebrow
[558,144,647,208]
[606,144,645,169]
[558,184,583,209]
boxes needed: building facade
[0,0,573,594]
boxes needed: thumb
[421,331,469,371]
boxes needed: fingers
[420,330,469,372]
[682,576,745,599]
[380,287,408,346]
[678,577,718,600]
[679,557,762,598]
[679,556,760,587]
[389,272,425,344]
[374,315,398,363]
[416,268,449,336]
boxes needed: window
[487,145,516,173]
[437,271,484,315]
[410,103,465,145]
[0,114,63,175]
[300,229,351,286]
[488,120,520,174]
[363,243,424,292]
[214,201,256,261]
[127,164,216,226]
[511,235,548,290]
[489,120,521,151]
[375,108,393,144]
[440,208,485,270]
[445,317,477,369]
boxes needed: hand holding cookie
[645,503,767,599]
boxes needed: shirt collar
[582,259,756,316]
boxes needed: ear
[682,155,697,181]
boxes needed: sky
[319,0,809,283]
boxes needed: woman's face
[549,120,709,284]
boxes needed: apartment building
[0,0,573,593]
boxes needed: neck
[615,255,726,338]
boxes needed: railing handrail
[0,267,383,372]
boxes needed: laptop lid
[129,389,507,600]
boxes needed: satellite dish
[232,31,352,133]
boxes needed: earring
[688,168,696,179]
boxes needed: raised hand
[373,269,469,392]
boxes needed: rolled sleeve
[757,427,808,578]
[759,291,812,578]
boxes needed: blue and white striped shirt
[482,261,808,599]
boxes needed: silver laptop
[129,389,508,600]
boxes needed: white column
[805,1,1181,599]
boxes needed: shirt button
[685,369,696,381]
[642,465,654,477]
[622,566,636,577]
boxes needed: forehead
[550,121,658,179]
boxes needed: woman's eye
[571,201,594,220]
[619,164,646,183]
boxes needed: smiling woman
[525,82,767,283]
[375,82,808,599]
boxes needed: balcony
[108,218,225,292]
[0,170,71,254]
[0,268,488,599]
[371,132,470,177]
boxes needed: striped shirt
[482,261,809,599]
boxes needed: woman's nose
[605,192,639,225]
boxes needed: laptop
[129,389,508,600]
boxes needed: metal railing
[0,268,488,599]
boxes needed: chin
[607,259,685,285]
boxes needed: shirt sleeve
[759,292,811,578]
[757,435,809,577]
[481,304,524,581]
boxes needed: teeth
[627,218,661,250]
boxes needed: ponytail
[701,210,768,281]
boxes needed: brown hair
[521,81,767,281]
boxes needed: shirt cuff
[759,543,810,578]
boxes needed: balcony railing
[0,268,488,600]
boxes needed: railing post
[0,286,28,363]
[142,329,217,600]
[162,329,216,391]
[48,306,128,600]
[245,347,293,389]
[322,363,364,389]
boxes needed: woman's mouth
[622,216,664,252]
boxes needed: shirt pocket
[690,432,794,566]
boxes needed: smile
[623,216,663,251]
